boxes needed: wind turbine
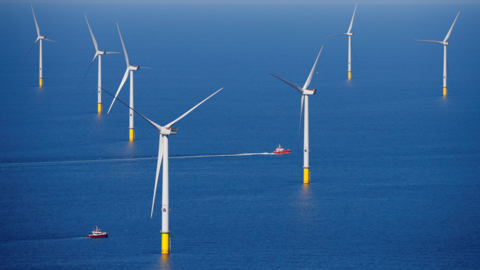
[84,14,119,114]
[102,86,224,255]
[107,22,148,142]
[326,4,357,80]
[25,4,56,87]
[415,12,460,97]
[271,46,323,184]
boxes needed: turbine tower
[102,86,224,255]
[327,4,356,80]
[271,46,323,184]
[108,22,148,142]
[27,4,56,87]
[415,12,460,97]
[84,14,119,114]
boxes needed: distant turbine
[327,4,356,80]
[415,12,460,97]
[84,14,119,115]
[108,22,149,142]
[102,86,224,255]
[271,46,323,184]
[24,5,57,87]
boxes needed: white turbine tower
[108,22,148,142]
[326,4,357,80]
[103,86,224,255]
[415,12,460,97]
[26,4,56,87]
[84,14,119,115]
[271,46,323,184]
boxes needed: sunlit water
[0,3,479,269]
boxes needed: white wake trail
[172,152,273,159]
[0,153,274,167]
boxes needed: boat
[274,144,291,155]
[87,226,108,238]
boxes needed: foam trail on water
[173,152,273,159]
[0,153,274,167]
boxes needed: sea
[0,3,479,269]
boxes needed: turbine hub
[98,50,106,55]
[160,127,178,135]
[304,89,317,95]
[348,32,354,36]
[128,65,140,71]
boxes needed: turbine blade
[84,14,99,52]
[303,46,323,90]
[298,95,304,145]
[31,4,40,37]
[139,67,151,69]
[151,135,164,219]
[165,87,225,128]
[105,51,120,54]
[44,38,57,43]
[326,33,348,38]
[100,87,162,131]
[107,69,129,114]
[76,59,95,91]
[91,53,98,63]
[116,22,130,67]
[347,4,357,33]
[20,40,39,64]
[414,39,444,44]
[444,11,460,42]
[270,73,303,93]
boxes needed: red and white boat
[88,226,108,238]
[274,144,291,155]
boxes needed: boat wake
[4,236,90,244]
[0,153,274,167]
[172,152,273,159]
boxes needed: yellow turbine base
[162,233,170,254]
[129,128,135,142]
[39,78,43,87]
[443,87,447,97]
[303,167,310,184]
[98,103,102,115]
[348,71,352,80]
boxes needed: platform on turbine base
[303,167,310,184]
[39,78,43,87]
[98,103,102,115]
[162,233,170,254]
[443,87,447,97]
[129,128,135,142]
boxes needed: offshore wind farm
[271,46,323,184]
[2,2,480,270]
[23,4,57,87]
[108,22,149,142]
[415,12,460,97]
[82,14,120,115]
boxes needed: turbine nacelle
[303,89,317,95]
[160,127,178,135]
[35,35,56,44]
[97,50,106,55]
[347,32,354,36]
[128,65,140,71]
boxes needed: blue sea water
[0,3,480,269]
